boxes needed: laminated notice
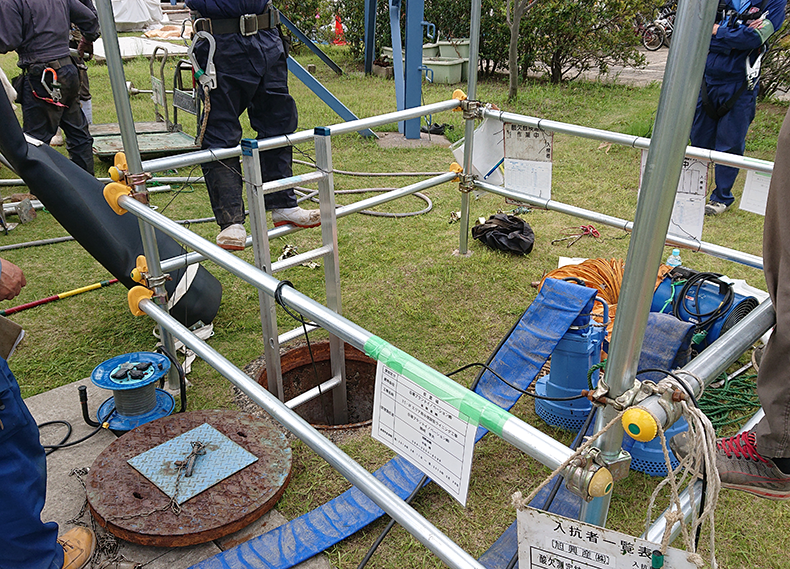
[372,361,477,506]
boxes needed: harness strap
[700,80,748,119]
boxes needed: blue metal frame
[286,57,377,138]
[280,13,343,76]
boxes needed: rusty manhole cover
[86,410,291,547]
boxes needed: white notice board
[371,362,477,506]
[640,151,708,241]
[503,123,554,202]
[516,508,698,569]
[740,169,771,216]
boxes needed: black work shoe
[670,431,790,500]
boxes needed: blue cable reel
[88,352,175,434]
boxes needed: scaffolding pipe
[137,298,485,569]
[117,193,581,471]
[158,173,457,274]
[482,109,774,175]
[579,0,720,528]
[474,179,764,270]
[457,0,483,256]
[629,299,775,433]
[140,100,462,174]
[94,0,180,390]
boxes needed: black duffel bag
[471,213,535,255]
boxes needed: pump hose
[673,272,734,332]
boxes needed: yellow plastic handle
[622,407,659,442]
[103,182,130,215]
[588,467,614,498]
[127,286,153,316]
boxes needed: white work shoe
[271,207,321,228]
[216,223,247,251]
[704,201,728,216]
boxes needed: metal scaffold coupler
[563,447,615,501]
[458,173,476,193]
[460,99,482,120]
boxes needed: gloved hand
[77,37,93,61]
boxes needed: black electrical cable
[355,473,429,569]
[448,362,586,402]
[673,272,734,332]
[636,368,700,409]
[37,420,72,456]
[40,406,115,454]
[274,280,333,426]
[156,344,188,413]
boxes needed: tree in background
[521,0,645,84]
[506,0,538,99]
[758,4,790,100]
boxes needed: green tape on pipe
[364,336,511,436]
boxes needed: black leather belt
[194,10,280,36]
[40,56,73,70]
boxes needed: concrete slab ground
[25,378,333,569]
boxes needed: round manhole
[257,342,376,429]
[86,410,291,547]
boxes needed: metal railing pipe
[474,180,764,270]
[482,109,774,174]
[138,298,486,569]
[95,0,180,389]
[285,375,342,410]
[141,100,461,174]
[158,173,457,274]
[631,299,774,432]
[117,194,585,472]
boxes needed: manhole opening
[256,342,376,429]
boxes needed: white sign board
[639,151,707,241]
[503,123,554,202]
[517,508,698,569]
[371,362,477,506]
[739,169,771,216]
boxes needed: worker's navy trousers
[0,357,62,569]
[194,28,298,228]
[20,62,94,176]
[689,80,757,207]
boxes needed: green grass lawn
[1,43,788,568]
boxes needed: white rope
[644,375,720,569]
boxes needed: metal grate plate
[128,422,258,504]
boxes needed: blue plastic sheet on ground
[189,279,597,569]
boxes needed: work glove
[78,37,93,61]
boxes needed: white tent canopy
[111,0,166,31]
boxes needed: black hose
[673,272,733,332]
[156,345,188,413]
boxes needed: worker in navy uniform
[0,258,97,569]
[186,0,321,251]
[0,0,100,176]
[690,0,786,215]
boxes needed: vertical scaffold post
[242,139,284,401]
[94,0,179,390]
[458,0,483,255]
[315,127,349,424]
[579,0,720,527]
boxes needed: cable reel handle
[189,31,217,90]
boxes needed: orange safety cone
[333,14,347,45]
